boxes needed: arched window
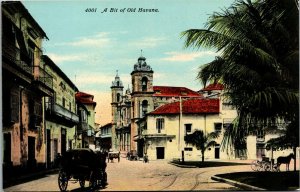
[142,100,148,116]
[142,77,148,91]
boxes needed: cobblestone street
[4,158,255,191]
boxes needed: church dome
[133,55,152,72]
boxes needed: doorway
[61,128,66,155]
[47,129,51,168]
[215,144,220,159]
[4,133,11,164]
[156,147,165,159]
[28,136,36,168]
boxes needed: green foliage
[182,0,299,151]
[184,130,219,162]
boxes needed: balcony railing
[33,66,53,90]
[3,39,33,75]
[77,122,89,133]
[53,103,79,123]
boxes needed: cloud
[161,51,217,62]
[75,73,131,87]
[53,32,112,47]
[130,37,167,48]
[47,53,88,63]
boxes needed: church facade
[110,56,208,155]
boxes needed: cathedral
[109,55,297,161]
[111,55,202,155]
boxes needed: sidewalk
[3,168,59,189]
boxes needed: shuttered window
[156,118,164,133]
[10,90,19,123]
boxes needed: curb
[168,162,197,168]
[211,175,266,191]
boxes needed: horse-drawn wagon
[58,148,107,191]
[128,150,138,161]
[107,151,120,163]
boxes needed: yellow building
[42,55,79,168]
[2,1,53,175]
[75,92,97,149]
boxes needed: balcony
[53,103,79,122]
[77,122,89,134]
[3,39,33,74]
[32,66,54,96]
[46,102,79,128]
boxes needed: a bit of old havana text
[85,8,159,13]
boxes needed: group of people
[126,151,149,163]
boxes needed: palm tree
[181,0,299,152]
[184,130,219,162]
[266,116,299,171]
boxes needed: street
[4,157,254,191]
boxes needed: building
[136,91,240,161]
[42,55,79,167]
[110,56,204,155]
[2,1,53,175]
[75,92,97,149]
[97,123,113,151]
[136,98,223,160]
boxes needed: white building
[137,96,238,161]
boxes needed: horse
[277,153,295,171]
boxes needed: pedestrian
[143,153,149,163]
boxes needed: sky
[22,0,235,126]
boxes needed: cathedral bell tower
[111,71,123,150]
[130,55,154,151]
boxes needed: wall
[145,113,234,161]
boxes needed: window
[142,77,148,91]
[214,123,222,132]
[257,130,265,141]
[28,48,34,66]
[156,118,164,133]
[142,100,148,116]
[80,110,87,122]
[117,93,121,102]
[185,124,192,135]
[10,90,19,123]
[222,102,234,110]
[62,98,66,108]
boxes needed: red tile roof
[149,98,219,115]
[76,92,96,106]
[76,92,94,99]
[201,83,224,91]
[153,86,202,97]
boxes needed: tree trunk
[201,151,204,162]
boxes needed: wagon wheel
[250,160,259,171]
[79,178,85,188]
[263,162,271,172]
[58,170,68,191]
